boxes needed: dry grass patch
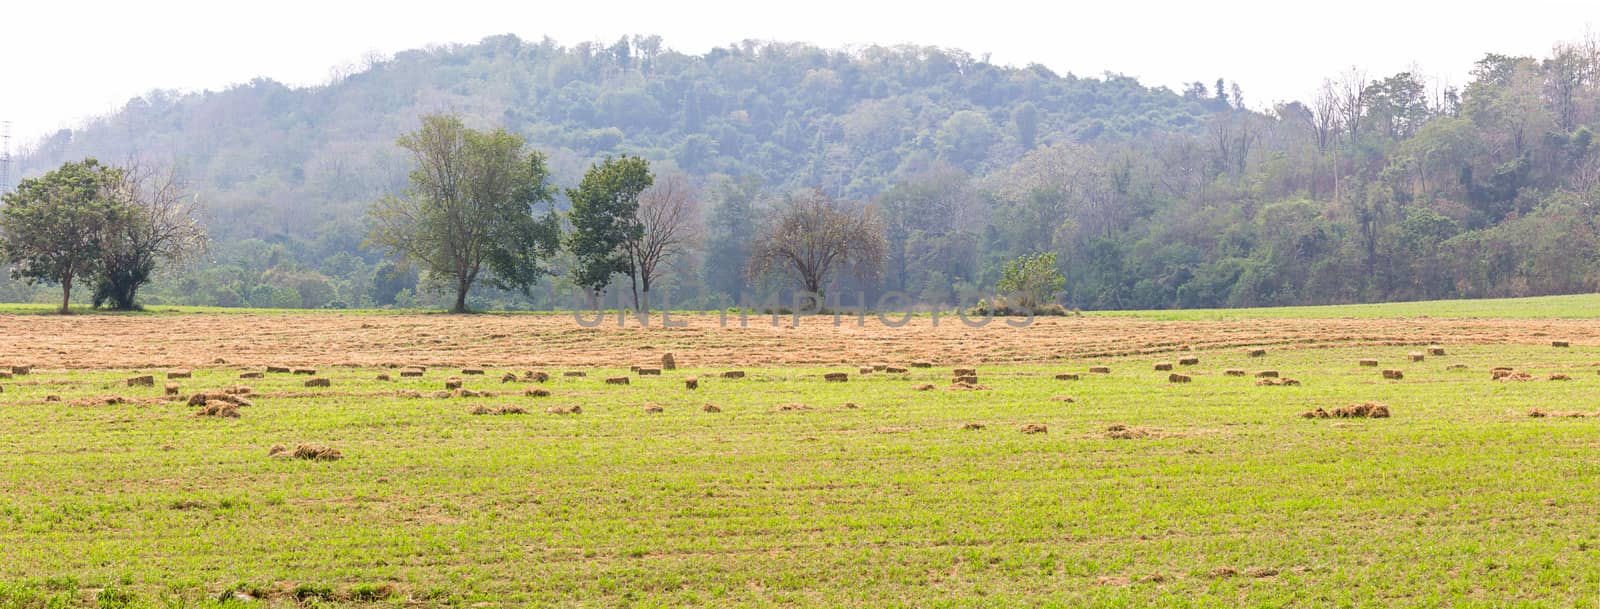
[195,403,241,418]
[1256,377,1301,386]
[962,422,986,430]
[775,403,809,412]
[1019,423,1048,434]
[701,403,721,413]
[545,405,582,415]
[471,404,526,415]
[1104,424,1150,439]
[525,387,551,397]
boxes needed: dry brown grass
[1104,424,1150,439]
[775,403,809,412]
[8,313,1598,371]
[962,422,986,430]
[562,371,586,378]
[545,405,582,415]
[188,392,253,408]
[1050,395,1075,403]
[913,383,937,391]
[1256,377,1301,386]
[701,403,721,413]
[1322,402,1391,418]
[195,402,241,418]
[1548,373,1572,381]
[1019,423,1048,434]
[289,444,343,461]
[525,387,551,397]
[525,371,551,383]
[644,404,664,414]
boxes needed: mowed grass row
[2,344,1600,607]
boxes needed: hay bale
[685,378,699,390]
[500,372,518,383]
[267,444,288,457]
[1528,408,1549,418]
[1300,408,1332,419]
[1178,357,1199,366]
[911,362,932,368]
[1089,366,1111,374]
[872,364,887,372]
[629,365,641,373]
[1255,377,1301,387]
[1019,423,1048,434]
[1493,369,1533,381]
[605,376,630,385]
[1224,369,1247,377]
[164,383,181,396]
[525,387,551,397]
[701,403,722,413]
[721,370,745,379]
[376,373,393,381]
[524,371,550,383]
[644,404,664,414]
[545,405,582,415]
[1446,364,1468,370]
[953,368,977,377]
[1548,373,1572,381]
[187,392,252,407]
[1553,340,1571,347]
[45,394,60,402]
[289,444,343,461]
[823,372,849,382]
[1331,402,1390,418]
[1247,349,1267,357]
[471,404,526,415]
[266,366,291,373]
[10,365,30,375]
[399,369,424,378]
[1408,352,1425,362]
[304,378,331,388]
[953,375,978,384]
[444,378,463,390]
[0,370,10,379]
[453,389,484,398]
[1428,347,1446,356]
[562,371,586,378]
[858,366,874,375]
[843,402,860,409]
[661,353,676,371]
[397,390,422,398]
[913,383,937,391]
[1168,373,1191,383]
[194,403,240,418]
[292,368,316,375]
[126,375,154,387]
[462,368,484,375]
[962,422,986,430]
[1358,359,1378,367]
[1381,369,1404,380]
[1255,370,1279,378]
[884,366,908,374]
[1153,362,1173,371]
[223,385,252,395]
[637,368,662,376]
[167,370,192,379]
[1055,373,1080,381]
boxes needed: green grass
[6,291,1600,319]
[1089,293,1600,320]
[4,345,1600,607]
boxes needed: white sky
[2,0,1598,150]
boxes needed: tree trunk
[452,280,470,314]
[60,276,72,315]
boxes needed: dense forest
[7,34,1600,311]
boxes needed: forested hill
[9,35,1600,312]
[17,35,1217,244]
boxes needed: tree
[92,161,208,310]
[366,114,561,313]
[0,158,125,313]
[701,175,764,301]
[747,190,885,308]
[566,155,652,305]
[627,172,703,310]
[996,252,1064,309]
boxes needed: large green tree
[565,155,652,306]
[366,114,561,313]
[92,163,208,310]
[0,158,125,313]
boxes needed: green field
[4,339,1600,607]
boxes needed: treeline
[6,34,1600,310]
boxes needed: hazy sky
[3,0,1598,150]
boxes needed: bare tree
[747,190,885,309]
[1335,68,1369,142]
[625,172,703,311]
[1310,79,1342,153]
[93,161,208,310]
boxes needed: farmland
[3,297,1600,607]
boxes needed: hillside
[7,35,1600,312]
